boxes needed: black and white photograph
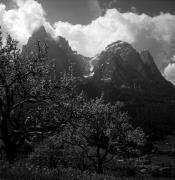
[0,0,175,179]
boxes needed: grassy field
[0,162,175,180]
[0,166,174,180]
[151,135,175,167]
[1,135,175,180]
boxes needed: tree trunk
[6,147,16,163]
[81,151,86,171]
[96,144,103,173]
[1,115,16,163]
[97,162,103,174]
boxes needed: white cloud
[164,63,175,84]
[0,0,45,44]
[51,10,175,71]
[1,0,175,83]
[52,10,136,57]
[164,55,175,84]
[172,55,175,62]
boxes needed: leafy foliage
[60,95,145,173]
[0,29,147,178]
[0,29,75,162]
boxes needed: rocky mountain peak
[90,40,168,90]
[140,50,156,66]
[22,26,89,76]
[57,36,72,53]
[103,41,147,77]
[140,50,163,81]
[106,40,133,50]
[91,41,150,82]
[105,41,137,57]
[26,26,72,54]
[31,26,47,40]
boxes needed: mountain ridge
[90,40,171,88]
[21,26,175,135]
[22,26,90,76]
[22,26,175,96]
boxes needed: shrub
[28,136,63,168]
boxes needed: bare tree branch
[7,71,34,88]
[10,98,37,111]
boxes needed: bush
[28,136,63,168]
[0,162,150,180]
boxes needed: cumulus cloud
[50,10,175,69]
[51,10,136,57]
[0,0,45,44]
[0,0,175,83]
[172,56,175,62]
[164,63,175,84]
[164,55,175,84]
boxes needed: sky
[98,0,175,16]
[1,0,101,24]
[0,0,175,84]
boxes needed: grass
[1,134,175,180]
[0,162,174,180]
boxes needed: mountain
[79,41,175,136]
[22,29,175,137]
[140,50,164,81]
[91,41,162,85]
[87,40,174,95]
[22,26,90,76]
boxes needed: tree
[61,95,145,173]
[0,29,59,162]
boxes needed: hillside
[21,27,175,136]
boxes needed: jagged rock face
[22,33,175,133]
[140,50,163,81]
[105,41,147,77]
[22,29,174,96]
[91,41,167,89]
[22,26,90,76]
[79,41,175,135]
